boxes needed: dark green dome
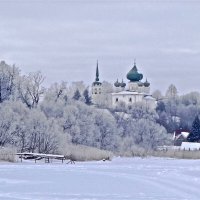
[144,79,150,87]
[114,79,120,87]
[126,63,143,82]
[120,80,126,88]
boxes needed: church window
[116,98,118,102]
[129,98,132,102]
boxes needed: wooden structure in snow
[16,152,66,163]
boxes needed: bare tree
[18,71,45,108]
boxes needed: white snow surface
[0,157,200,200]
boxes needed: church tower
[91,61,102,104]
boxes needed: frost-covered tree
[94,110,120,151]
[0,61,20,102]
[134,119,169,149]
[83,88,92,105]
[25,109,61,153]
[40,82,69,118]
[68,81,86,98]
[44,82,68,103]
[128,102,158,122]
[18,72,45,108]
[187,116,200,142]
[122,119,169,150]
[0,107,16,146]
[0,101,28,148]
[156,98,180,133]
[60,101,120,151]
[152,90,163,101]
[165,84,178,99]
[73,89,81,101]
[180,92,200,106]
[0,100,69,153]
[62,102,95,146]
[177,104,199,130]
[41,98,66,119]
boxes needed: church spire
[134,58,136,66]
[95,60,99,82]
[133,59,137,71]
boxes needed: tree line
[0,61,199,154]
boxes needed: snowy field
[0,157,200,200]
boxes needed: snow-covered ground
[0,157,200,200]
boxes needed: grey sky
[0,0,200,94]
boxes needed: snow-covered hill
[0,157,200,200]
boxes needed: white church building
[91,61,156,109]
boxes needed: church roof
[126,62,143,82]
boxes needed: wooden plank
[16,152,65,159]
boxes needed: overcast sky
[0,0,200,94]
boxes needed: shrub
[0,147,16,162]
[61,144,113,161]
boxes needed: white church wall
[111,93,144,106]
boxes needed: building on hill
[112,61,156,108]
[91,61,156,108]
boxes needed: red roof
[174,129,190,136]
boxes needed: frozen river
[0,157,200,200]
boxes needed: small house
[173,129,190,146]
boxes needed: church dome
[144,79,150,87]
[114,79,120,87]
[126,62,143,82]
[120,80,126,88]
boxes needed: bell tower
[91,61,102,104]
